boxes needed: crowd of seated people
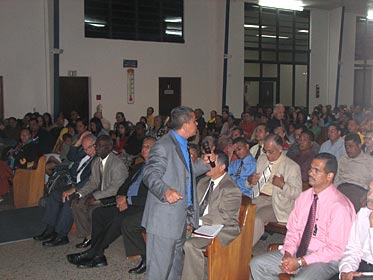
[2,102,373,279]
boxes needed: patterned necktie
[254,145,262,160]
[199,181,214,216]
[296,194,318,258]
[235,160,244,177]
[252,163,273,198]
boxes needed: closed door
[59,77,89,121]
[159,77,181,117]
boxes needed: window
[244,3,310,109]
[84,0,184,43]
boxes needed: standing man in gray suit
[142,106,210,280]
[181,150,242,280]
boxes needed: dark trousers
[42,190,73,237]
[90,205,145,257]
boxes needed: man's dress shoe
[33,230,57,241]
[128,259,146,274]
[42,236,69,246]
[76,255,108,269]
[67,251,93,265]
[75,238,91,248]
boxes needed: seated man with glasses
[338,182,373,280]
[33,132,96,246]
[246,134,302,246]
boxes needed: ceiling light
[164,17,182,23]
[259,0,304,11]
[89,23,106,28]
[256,34,289,39]
[298,29,309,33]
[244,24,267,28]
[368,10,373,20]
[165,30,182,36]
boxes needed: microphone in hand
[202,141,216,168]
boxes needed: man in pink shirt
[250,153,356,280]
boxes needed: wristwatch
[297,257,303,269]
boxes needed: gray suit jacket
[79,152,128,200]
[142,132,210,239]
[198,174,241,246]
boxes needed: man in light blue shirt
[228,137,256,196]
[319,123,346,161]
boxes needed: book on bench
[192,224,224,239]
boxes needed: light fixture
[165,30,182,36]
[89,23,106,28]
[368,10,373,20]
[164,17,182,23]
[244,24,267,28]
[256,34,289,39]
[297,29,309,33]
[258,0,304,11]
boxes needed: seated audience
[147,115,166,140]
[250,153,356,280]
[63,135,128,248]
[363,130,373,155]
[126,122,146,156]
[267,104,285,133]
[94,106,111,131]
[287,124,320,158]
[145,107,154,129]
[29,117,55,155]
[113,121,129,154]
[227,137,256,197]
[113,112,126,136]
[334,133,373,189]
[319,123,346,160]
[247,134,302,246]
[181,151,242,279]
[66,137,155,271]
[33,133,96,246]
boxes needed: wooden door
[59,77,89,121]
[159,77,181,117]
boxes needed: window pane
[245,81,260,108]
[244,63,260,77]
[295,65,307,106]
[262,51,277,62]
[263,64,277,78]
[279,51,293,63]
[280,65,293,106]
[245,50,259,60]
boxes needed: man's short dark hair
[232,137,249,145]
[256,123,269,133]
[314,153,338,177]
[345,133,361,144]
[232,127,244,135]
[264,133,283,147]
[169,106,194,130]
[302,130,315,142]
[328,122,341,131]
[294,124,307,132]
[215,150,229,171]
[96,135,113,148]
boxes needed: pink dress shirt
[282,184,356,265]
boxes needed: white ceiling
[245,0,369,15]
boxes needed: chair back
[338,182,367,213]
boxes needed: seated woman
[0,128,39,202]
[90,117,109,138]
[148,115,166,140]
[114,121,129,154]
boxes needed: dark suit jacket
[142,131,210,239]
[117,162,147,207]
[197,174,242,246]
[67,145,95,190]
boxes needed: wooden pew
[205,196,256,280]
[13,155,46,208]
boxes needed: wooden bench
[13,155,46,208]
[205,196,256,280]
